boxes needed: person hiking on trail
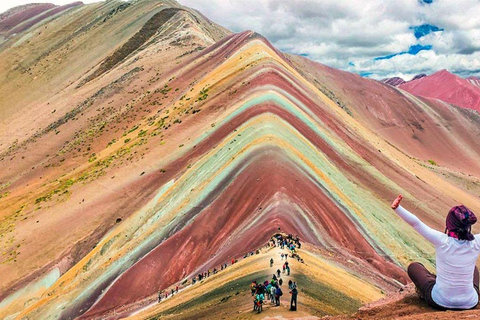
[254,292,264,312]
[254,283,265,296]
[270,258,274,267]
[271,278,277,288]
[256,292,264,304]
[251,281,257,296]
[277,269,281,278]
[158,291,162,303]
[279,278,283,286]
[175,285,179,293]
[290,286,298,311]
[391,194,480,310]
[283,263,286,273]
[270,284,276,303]
[288,279,293,289]
[275,285,283,306]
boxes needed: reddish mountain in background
[399,69,480,112]
[381,74,426,87]
[467,76,480,88]
[381,76,405,86]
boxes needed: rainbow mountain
[1,1,480,319]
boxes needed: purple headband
[446,205,476,241]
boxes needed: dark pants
[275,296,280,306]
[290,294,297,310]
[407,262,480,310]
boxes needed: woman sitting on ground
[391,194,480,310]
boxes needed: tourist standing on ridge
[251,281,257,296]
[290,286,298,311]
[275,285,283,306]
[270,258,274,267]
[391,194,480,310]
[270,284,276,303]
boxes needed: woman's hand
[391,194,403,209]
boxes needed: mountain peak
[431,69,455,78]
[381,76,406,86]
[399,69,480,111]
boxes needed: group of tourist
[270,233,302,250]
[251,277,284,308]
[250,256,299,312]
[158,232,302,314]
[158,259,236,302]
[157,285,179,302]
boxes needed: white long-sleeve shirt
[394,205,480,309]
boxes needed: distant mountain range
[382,70,480,112]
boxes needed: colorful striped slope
[1,1,480,319]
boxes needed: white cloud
[179,0,480,79]
[352,50,480,79]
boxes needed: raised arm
[391,195,445,246]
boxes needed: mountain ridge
[382,69,480,112]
